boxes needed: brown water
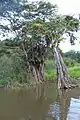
[0,83,80,120]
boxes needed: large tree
[0,1,79,88]
[21,1,79,88]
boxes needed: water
[0,83,80,120]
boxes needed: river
[0,83,80,120]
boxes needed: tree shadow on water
[35,83,45,101]
[47,89,69,120]
[28,83,50,120]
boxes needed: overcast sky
[50,0,80,15]
[52,0,80,52]
[47,0,80,52]
[30,0,80,52]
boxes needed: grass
[44,69,56,81]
[68,66,80,78]
[44,59,80,81]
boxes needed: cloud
[50,0,80,15]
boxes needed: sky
[51,0,80,52]
[30,0,80,52]
[50,0,80,15]
[47,0,80,52]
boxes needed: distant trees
[63,50,80,63]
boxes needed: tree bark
[32,65,44,84]
[32,66,39,84]
[53,46,72,89]
[34,56,45,84]
[39,57,45,82]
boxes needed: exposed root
[61,83,79,90]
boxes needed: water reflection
[0,84,80,120]
[47,87,80,120]
[47,89,68,120]
[0,83,57,120]
[36,84,45,100]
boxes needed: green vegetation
[0,0,80,88]
[0,41,28,85]
[44,59,56,81]
[68,65,80,78]
[44,55,80,81]
[0,40,80,86]
[45,61,80,80]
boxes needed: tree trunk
[39,57,45,82]
[32,66,44,84]
[32,66,39,84]
[53,46,72,89]
[34,56,45,84]
[36,69,43,83]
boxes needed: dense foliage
[0,40,29,85]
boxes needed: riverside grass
[44,59,80,81]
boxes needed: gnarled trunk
[32,62,45,84]
[32,66,39,83]
[53,46,72,89]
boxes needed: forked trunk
[36,69,43,83]
[53,46,72,89]
[32,66,39,83]
[35,56,45,83]
[39,57,45,82]
[32,64,44,84]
